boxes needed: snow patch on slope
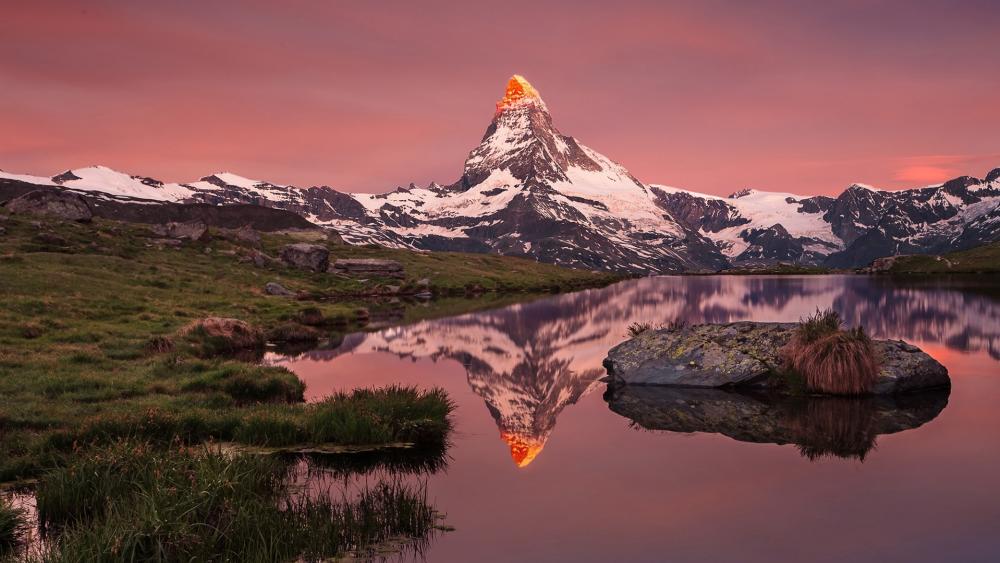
[0,170,56,186]
[59,166,193,201]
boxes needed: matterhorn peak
[495,74,545,114]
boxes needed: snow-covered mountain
[2,75,999,271]
[332,75,726,272]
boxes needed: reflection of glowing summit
[496,74,545,113]
[501,432,545,468]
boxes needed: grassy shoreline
[3,209,618,557]
[866,242,1000,274]
[0,211,616,484]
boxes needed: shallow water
[272,275,1000,563]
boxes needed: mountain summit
[496,75,544,114]
[2,75,998,272]
[464,74,646,192]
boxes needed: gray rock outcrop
[604,322,949,395]
[279,243,329,272]
[330,258,404,279]
[229,224,261,246]
[4,189,92,222]
[264,282,293,296]
[150,220,208,241]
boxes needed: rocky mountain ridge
[3,75,998,272]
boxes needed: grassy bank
[33,442,438,562]
[871,242,1000,274]
[0,208,616,481]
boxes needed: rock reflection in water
[273,275,997,468]
[604,386,950,461]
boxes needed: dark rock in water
[330,258,404,279]
[150,220,208,241]
[604,385,949,460]
[5,189,92,222]
[603,322,949,394]
[296,307,326,327]
[264,282,293,296]
[279,243,329,272]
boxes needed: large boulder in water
[279,243,329,272]
[603,322,949,395]
[4,189,92,222]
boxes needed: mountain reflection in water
[271,275,999,468]
[269,275,1000,562]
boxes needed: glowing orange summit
[501,431,545,468]
[496,74,542,113]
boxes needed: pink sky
[2,0,999,196]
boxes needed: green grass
[0,497,25,557]
[0,211,611,480]
[39,386,451,459]
[36,442,438,562]
[875,241,1000,274]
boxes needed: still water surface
[272,275,1000,562]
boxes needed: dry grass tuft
[782,310,880,395]
[627,322,652,337]
[144,335,175,355]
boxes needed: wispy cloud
[893,165,959,184]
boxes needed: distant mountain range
[2,75,998,272]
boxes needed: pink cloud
[893,165,960,184]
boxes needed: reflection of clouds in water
[274,276,1000,466]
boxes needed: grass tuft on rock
[627,322,653,337]
[782,309,880,395]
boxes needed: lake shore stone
[264,282,293,296]
[279,243,329,272]
[330,258,404,279]
[603,322,949,395]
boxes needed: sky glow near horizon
[2,0,999,195]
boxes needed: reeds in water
[36,441,439,562]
